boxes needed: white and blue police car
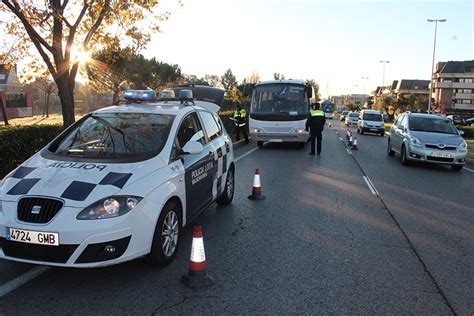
[0,86,234,267]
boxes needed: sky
[144,0,473,97]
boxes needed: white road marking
[235,147,259,162]
[346,148,352,155]
[464,167,474,173]
[0,266,50,298]
[363,176,379,195]
[339,137,343,141]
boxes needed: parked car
[357,109,385,136]
[345,112,359,126]
[447,115,468,125]
[464,117,474,126]
[0,87,235,267]
[340,110,349,121]
[387,112,467,171]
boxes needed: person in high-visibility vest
[233,103,249,143]
[305,102,326,155]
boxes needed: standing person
[233,103,249,144]
[305,102,326,155]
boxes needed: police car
[0,86,235,267]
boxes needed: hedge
[457,125,474,138]
[0,112,242,179]
[0,124,64,178]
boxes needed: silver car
[345,112,359,126]
[387,112,468,170]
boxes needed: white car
[0,87,235,267]
[345,112,359,126]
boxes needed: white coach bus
[243,80,314,147]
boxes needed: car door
[392,114,406,152]
[176,112,214,222]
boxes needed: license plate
[431,152,451,158]
[370,128,378,131]
[6,227,59,246]
[269,139,283,143]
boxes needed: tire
[387,139,395,156]
[451,165,463,171]
[216,165,235,205]
[146,201,182,266]
[257,141,264,147]
[400,145,410,166]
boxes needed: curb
[232,139,248,150]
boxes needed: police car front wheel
[216,165,234,205]
[146,200,182,266]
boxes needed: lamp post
[361,77,369,106]
[427,18,447,114]
[379,61,390,90]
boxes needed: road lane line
[464,166,474,173]
[363,176,377,195]
[346,148,352,155]
[0,266,50,298]
[366,176,379,195]
[339,137,343,141]
[235,147,259,162]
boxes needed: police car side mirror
[182,141,204,155]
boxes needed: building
[332,94,369,110]
[432,60,474,112]
[0,64,33,119]
[394,79,430,96]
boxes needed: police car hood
[1,153,167,207]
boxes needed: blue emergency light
[123,90,157,102]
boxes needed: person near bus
[233,103,249,144]
[305,102,326,155]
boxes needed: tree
[86,46,132,105]
[221,69,237,97]
[34,78,57,117]
[204,75,222,88]
[273,73,285,80]
[1,1,175,127]
[245,71,260,84]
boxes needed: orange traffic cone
[352,137,358,150]
[181,225,215,289]
[248,169,265,200]
[348,133,353,146]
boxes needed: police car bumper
[250,132,309,143]
[0,198,162,268]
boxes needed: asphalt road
[0,121,472,314]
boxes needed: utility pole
[427,19,446,114]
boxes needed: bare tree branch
[2,0,54,53]
[83,0,110,47]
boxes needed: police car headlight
[77,196,143,220]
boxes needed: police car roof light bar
[123,90,157,102]
[179,90,194,105]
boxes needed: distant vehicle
[345,112,359,126]
[447,115,467,125]
[321,101,334,119]
[465,117,474,126]
[340,110,349,121]
[387,112,467,171]
[243,80,313,148]
[357,110,385,136]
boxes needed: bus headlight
[295,128,306,133]
[252,128,262,133]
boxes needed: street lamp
[379,61,390,90]
[427,18,447,114]
[361,76,369,95]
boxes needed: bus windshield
[250,84,309,121]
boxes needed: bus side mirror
[243,84,255,97]
[306,84,313,98]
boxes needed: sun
[76,49,91,65]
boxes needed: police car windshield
[53,113,175,160]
